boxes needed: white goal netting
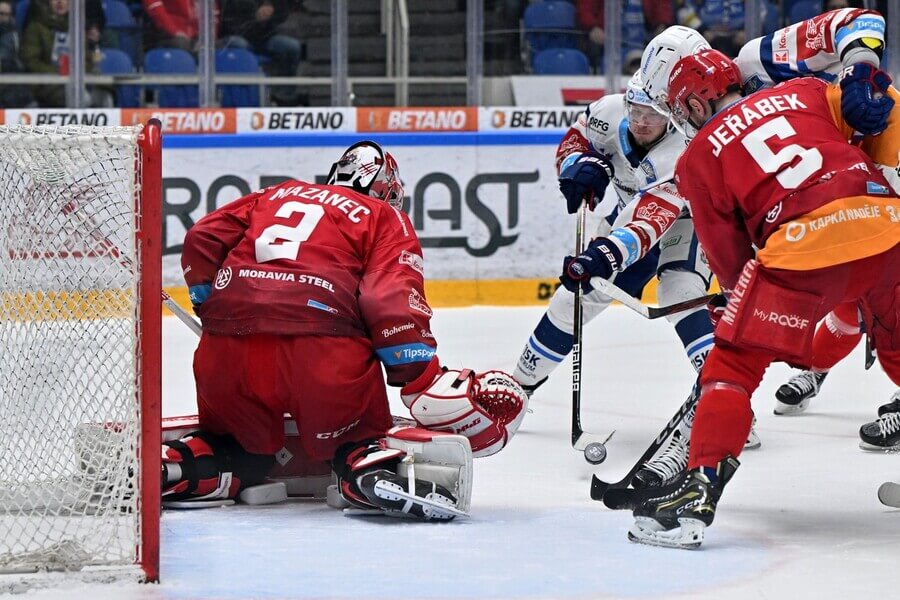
[0,125,154,582]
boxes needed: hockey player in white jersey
[512,71,756,488]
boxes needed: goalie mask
[327,141,404,208]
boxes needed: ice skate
[876,390,900,417]
[628,457,739,550]
[859,412,900,452]
[744,417,761,450]
[774,371,827,415]
[632,431,688,489]
[356,469,461,521]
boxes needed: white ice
[8,306,899,599]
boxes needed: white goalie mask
[327,140,404,208]
[640,26,710,116]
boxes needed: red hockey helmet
[327,140,404,208]
[666,49,741,138]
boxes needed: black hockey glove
[560,237,623,294]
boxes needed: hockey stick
[589,276,717,320]
[63,195,203,337]
[589,381,700,510]
[878,481,900,508]
[570,204,615,457]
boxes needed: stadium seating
[523,1,580,54]
[215,48,261,107]
[143,48,198,108]
[532,48,591,75]
[102,0,141,65]
[98,47,140,107]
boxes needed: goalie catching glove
[400,358,529,457]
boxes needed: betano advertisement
[0,106,664,306]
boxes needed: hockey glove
[558,153,615,214]
[839,63,894,136]
[560,237,623,294]
[188,283,212,312]
[400,358,529,457]
[707,293,728,329]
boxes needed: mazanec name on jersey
[270,184,371,223]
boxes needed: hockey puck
[583,442,607,465]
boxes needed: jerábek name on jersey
[269,184,371,223]
[708,93,808,157]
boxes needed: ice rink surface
[10,305,899,600]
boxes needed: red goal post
[0,121,161,586]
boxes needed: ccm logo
[315,419,360,439]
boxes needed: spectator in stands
[220,0,302,105]
[0,0,35,107]
[143,0,220,52]
[676,0,746,57]
[20,0,112,107]
[576,0,675,73]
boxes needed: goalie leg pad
[333,428,473,520]
[162,431,275,503]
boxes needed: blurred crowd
[515,0,877,76]
[0,0,307,108]
[0,0,891,108]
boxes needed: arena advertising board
[0,107,584,134]
[0,107,655,304]
[156,136,578,291]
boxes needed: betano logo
[122,108,236,134]
[358,107,476,132]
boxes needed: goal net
[0,124,161,584]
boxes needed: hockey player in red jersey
[162,141,528,520]
[628,50,900,548]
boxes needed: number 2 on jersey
[255,201,324,263]
[741,116,823,189]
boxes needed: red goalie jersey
[181,179,436,385]
[675,77,900,292]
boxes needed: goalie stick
[589,276,717,320]
[62,182,203,337]
[571,203,614,454]
[590,381,700,510]
[878,481,900,508]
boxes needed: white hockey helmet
[327,140,404,208]
[640,26,711,115]
[625,71,669,137]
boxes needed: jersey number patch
[255,202,324,263]
[741,116,823,190]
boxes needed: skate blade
[373,480,468,520]
[627,517,705,550]
[773,399,809,416]
[859,440,900,453]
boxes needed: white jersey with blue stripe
[735,8,885,93]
